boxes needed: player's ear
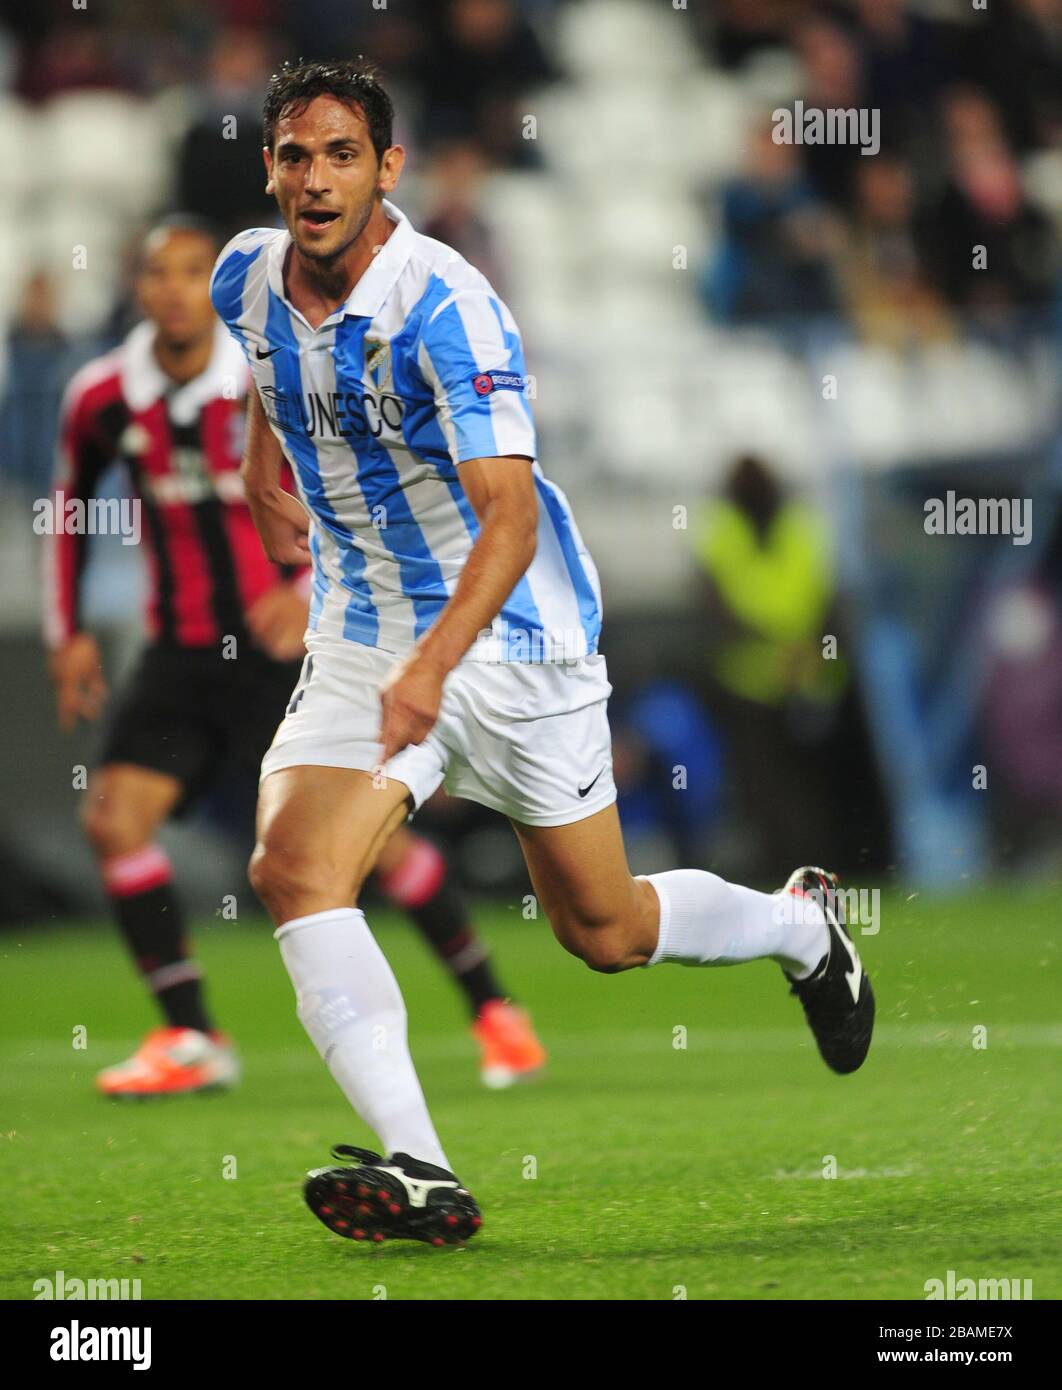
[263,146,275,195]
[377,144,405,197]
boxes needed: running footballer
[212,58,875,1247]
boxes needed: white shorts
[260,634,617,827]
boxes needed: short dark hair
[138,214,221,266]
[262,58,394,162]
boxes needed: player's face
[265,95,402,262]
[136,231,217,347]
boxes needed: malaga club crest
[364,340,393,393]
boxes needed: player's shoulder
[213,225,283,271]
[59,344,125,421]
[404,231,513,335]
[210,227,283,316]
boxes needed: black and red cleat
[304,1145,481,1247]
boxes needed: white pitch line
[772,1165,918,1180]
[1,1022,1059,1072]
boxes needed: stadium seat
[42,207,126,336]
[0,96,46,211]
[42,93,170,216]
[583,192,705,280]
[682,70,760,183]
[556,0,701,83]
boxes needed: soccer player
[214,59,874,1247]
[46,217,545,1098]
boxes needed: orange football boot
[96,1026,239,1098]
[471,1000,546,1089]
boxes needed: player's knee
[80,796,138,859]
[247,842,290,913]
[248,840,346,921]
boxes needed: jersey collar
[120,320,247,423]
[267,197,415,324]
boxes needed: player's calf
[81,767,216,1039]
[546,877,660,973]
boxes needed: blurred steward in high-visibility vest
[694,455,858,873]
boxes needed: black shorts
[100,643,304,813]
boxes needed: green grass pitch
[1,886,1059,1301]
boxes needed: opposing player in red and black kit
[45,218,545,1097]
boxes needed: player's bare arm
[378,455,537,763]
[245,582,309,662]
[240,389,312,565]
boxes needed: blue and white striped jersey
[210,198,602,663]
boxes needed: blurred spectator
[613,681,724,870]
[420,139,504,289]
[0,273,80,492]
[856,0,954,140]
[15,11,127,101]
[287,0,422,71]
[839,155,953,349]
[700,0,817,70]
[693,456,852,870]
[790,15,868,208]
[982,567,1062,872]
[175,27,280,242]
[0,26,16,93]
[0,0,49,53]
[414,0,556,168]
[922,87,1056,314]
[969,0,1062,153]
[703,117,841,323]
[985,487,1062,816]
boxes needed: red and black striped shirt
[45,321,306,649]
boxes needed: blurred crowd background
[1,0,1060,921]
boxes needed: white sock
[642,870,828,977]
[275,907,450,1170]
